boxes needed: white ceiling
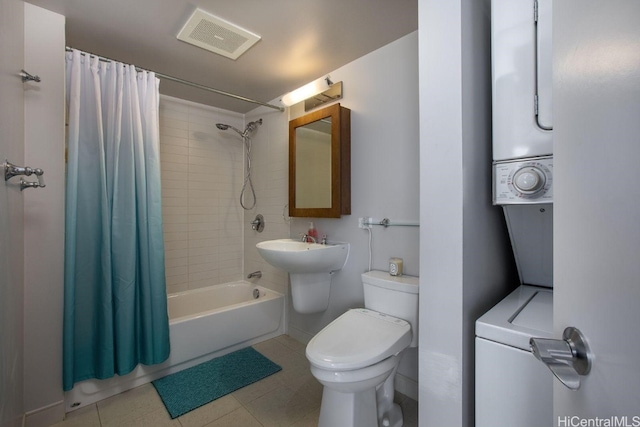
[27,0,418,113]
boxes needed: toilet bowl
[306,271,419,427]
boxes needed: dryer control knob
[513,167,545,193]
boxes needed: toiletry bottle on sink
[307,222,318,242]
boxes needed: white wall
[419,0,514,426]
[243,106,290,296]
[22,4,66,427]
[244,32,421,397]
[0,0,25,426]
[159,96,246,295]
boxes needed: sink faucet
[300,233,317,243]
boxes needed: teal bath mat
[152,347,281,418]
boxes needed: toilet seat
[306,308,411,371]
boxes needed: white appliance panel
[476,285,554,350]
[476,285,554,426]
[492,0,552,160]
[511,290,553,330]
[475,337,553,427]
[504,205,553,287]
[493,156,553,204]
[536,0,553,129]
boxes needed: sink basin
[256,239,350,314]
[256,239,349,274]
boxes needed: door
[553,0,640,423]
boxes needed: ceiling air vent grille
[177,9,261,60]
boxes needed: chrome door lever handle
[530,327,592,391]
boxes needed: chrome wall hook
[20,178,45,191]
[4,160,46,190]
[20,69,41,83]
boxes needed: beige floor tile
[274,334,307,354]
[50,404,101,427]
[291,408,320,427]
[97,384,166,426]
[275,362,314,393]
[177,394,241,427]
[124,407,180,427]
[256,343,311,389]
[202,407,263,427]
[253,339,294,363]
[284,374,323,404]
[53,336,415,427]
[231,371,283,405]
[245,385,319,427]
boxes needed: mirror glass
[289,103,350,218]
[295,118,332,208]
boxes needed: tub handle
[252,288,260,299]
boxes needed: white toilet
[306,270,419,427]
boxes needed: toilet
[306,270,419,427]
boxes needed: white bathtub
[65,281,284,412]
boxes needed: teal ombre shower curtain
[63,49,169,391]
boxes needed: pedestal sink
[256,239,349,314]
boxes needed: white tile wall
[159,96,245,295]
[243,108,291,296]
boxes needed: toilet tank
[362,270,419,347]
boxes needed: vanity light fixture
[281,76,343,110]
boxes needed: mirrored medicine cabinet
[289,103,351,218]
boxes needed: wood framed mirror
[289,103,351,218]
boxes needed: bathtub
[65,281,285,412]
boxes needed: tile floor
[50,335,418,427]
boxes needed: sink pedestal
[290,272,333,314]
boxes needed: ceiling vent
[177,9,261,60]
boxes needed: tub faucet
[247,271,262,279]
[300,233,317,243]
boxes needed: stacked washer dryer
[476,1,554,426]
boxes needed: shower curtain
[63,49,169,391]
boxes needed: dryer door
[492,0,553,160]
[536,0,553,130]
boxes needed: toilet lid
[306,308,411,371]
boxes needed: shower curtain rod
[65,47,285,112]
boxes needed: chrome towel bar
[362,217,419,228]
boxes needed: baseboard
[287,324,314,345]
[24,401,64,427]
[395,372,418,401]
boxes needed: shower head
[216,122,243,136]
[216,119,262,138]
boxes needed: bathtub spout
[247,271,262,279]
